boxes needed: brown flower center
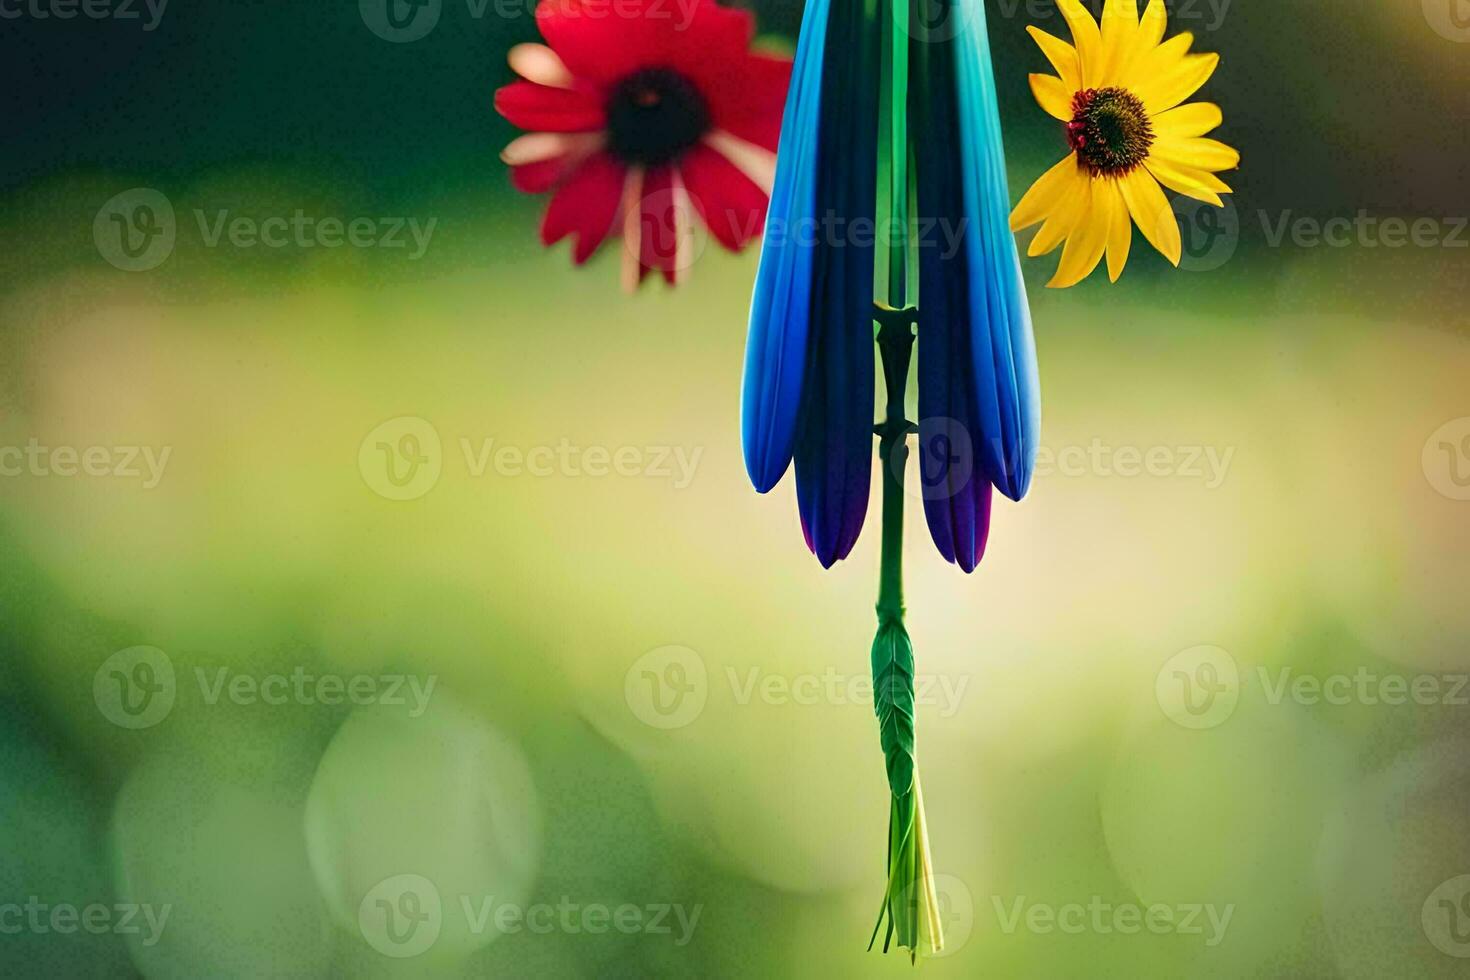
[605,68,710,167]
[1066,87,1154,177]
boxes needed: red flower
[495,0,791,289]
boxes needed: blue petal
[912,20,993,572]
[794,0,879,567]
[951,0,1041,502]
[739,0,833,494]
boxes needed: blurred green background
[2,1,1469,977]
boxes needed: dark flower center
[1066,87,1154,177]
[605,68,711,167]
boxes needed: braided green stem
[867,310,942,961]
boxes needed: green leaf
[870,618,916,797]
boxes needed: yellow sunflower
[1010,0,1240,287]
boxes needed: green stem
[875,316,913,625]
[867,0,942,960]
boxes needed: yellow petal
[1027,26,1081,93]
[1125,31,1193,90]
[1139,51,1220,116]
[1012,154,1085,231]
[1152,102,1223,138]
[1048,178,1110,288]
[1057,0,1103,89]
[1028,165,1092,257]
[1030,73,1074,121]
[1105,180,1132,281]
[1145,159,1222,206]
[1137,0,1168,53]
[1153,134,1239,171]
[1098,0,1140,87]
[1118,166,1180,266]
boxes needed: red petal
[679,144,767,251]
[703,53,792,151]
[541,152,626,263]
[495,81,605,132]
[511,155,575,193]
[635,165,683,283]
[536,0,752,86]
